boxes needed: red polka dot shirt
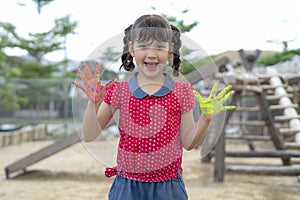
[104,72,195,182]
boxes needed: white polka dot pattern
[104,80,195,182]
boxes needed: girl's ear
[128,42,135,57]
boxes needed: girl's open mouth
[144,62,158,70]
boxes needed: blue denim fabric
[108,170,188,200]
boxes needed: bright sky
[1,0,300,62]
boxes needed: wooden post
[213,91,241,182]
[213,128,225,182]
[238,49,261,71]
[255,92,290,165]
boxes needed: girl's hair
[120,14,182,76]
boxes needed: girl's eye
[137,45,148,50]
[157,45,167,51]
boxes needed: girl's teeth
[146,63,157,67]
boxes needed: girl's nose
[146,48,157,58]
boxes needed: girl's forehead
[134,40,169,45]
[131,27,173,42]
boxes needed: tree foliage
[31,0,55,14]
[161,13,198,33]
[0,15,77,64]
[0,14,78,111]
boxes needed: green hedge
[257,48,300,66]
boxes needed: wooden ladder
[206,77,300,182]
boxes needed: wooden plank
[227,120,266,126]
[210,150,300,158]
[226,165,300,175]
[261,84,288,90]
[266,93,293,101]
[223,151,300,158]
[280,127,300,136]
[291,158,300,164]
[269,104,299,111]
[285,76,300,85]
[226,135,271,141]
[234,107,261,112]
[285,142,300,150]
[274,115,300,122]
[257,73,282,80]
[4,133,80,179]
[232,85,262,93]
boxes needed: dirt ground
[1,138,300,200]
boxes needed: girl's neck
[136,72,166,95]
[137,72,165,83]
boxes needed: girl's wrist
[200,114,213,122]
[88,100,102,109]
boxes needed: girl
[73,14,235,200]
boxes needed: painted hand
[193,80,236,116]
[72,62,118,103]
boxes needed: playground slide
[4,133,80,179]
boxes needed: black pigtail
[170,24,182,77]
[120,24,135,71]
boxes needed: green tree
[0,14,77,61]
[98,46,120,80]
[156,9,200,75]
[30,0,55,14]
[161,13,198,33]
[0,52,28,110]
[0,15,78,112]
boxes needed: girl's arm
[81,100,116,142]
[72,62,118,142]
[180,110,212,150]
[180,81,235,150]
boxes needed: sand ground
[1,138,300,200]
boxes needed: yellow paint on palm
[193,81,236,116]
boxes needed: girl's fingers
[223,105,236,111]
[104,78,118,89]
[217,85,232,99]
[94,62,101,82]
[209,80,219,98]
[72,81,85,91]
[77,69,88,84]
[220,91,235,104]
[193,90,204,102]
[82,62,93,80]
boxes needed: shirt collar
[128,72,174,99]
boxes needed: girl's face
[129,40,172,79]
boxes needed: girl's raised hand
[193,80,236,116]
[72,62,118,103]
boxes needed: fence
[0,78,73,119]
[0,124,46,147]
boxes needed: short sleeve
[180,83,195,114]
[103,82,121,109]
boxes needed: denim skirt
[108,170,188,200]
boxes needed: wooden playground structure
[205,52,300,183]
[3,50,300,183]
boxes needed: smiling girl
[72,14,235,200]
